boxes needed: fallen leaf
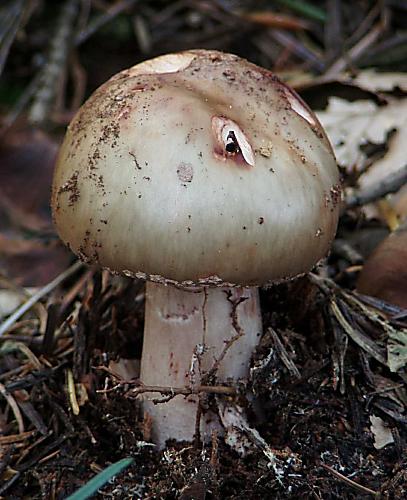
[352,69,407,93]
[317,88,407,222]
[0,289,33,319]
[388,330,407,373]
[317,96,407,176]
[369,415,394,449]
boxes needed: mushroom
[51,50,341,448]
[357,219,407,309]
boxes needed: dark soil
[1,269,406,498]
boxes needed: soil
[0,268,406,498]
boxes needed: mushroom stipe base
[140,282,262,448]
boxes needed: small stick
[28,0,80,125]
[92,366,237,396]
[324,16,388,77]
[0,261,83,337]
[66,368,80,415]
[346,165,407,208]
[0,383,25,434]
[321,463,379,496]
[92,364,125,380]
[38,448,60,464]
[0,72,41,134]
[76,0,139,45]
[268,327,301,378]
[269,29,325,72]
[129,384,237,397]
[0,0,26,76]
[329,299,387,365]
[0,431,35,445]
[331,239,363,264]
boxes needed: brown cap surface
[52,50,341,286]
[357,222,407,308]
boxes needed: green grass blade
[66,457,134,500]
[275,0,327,23]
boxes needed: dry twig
[113,382,235,398]
[0,261,83,337]
[0,0,26,76]
[0,382,25,434]
[321,463,379,496]
[76,0,140,45]
[324,12,389,77]
[28,0,80,125]
[346,165,407,209]
[269,327,301,378]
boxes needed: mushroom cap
[51,50,341,287]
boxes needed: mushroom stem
[140,281,262,448]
